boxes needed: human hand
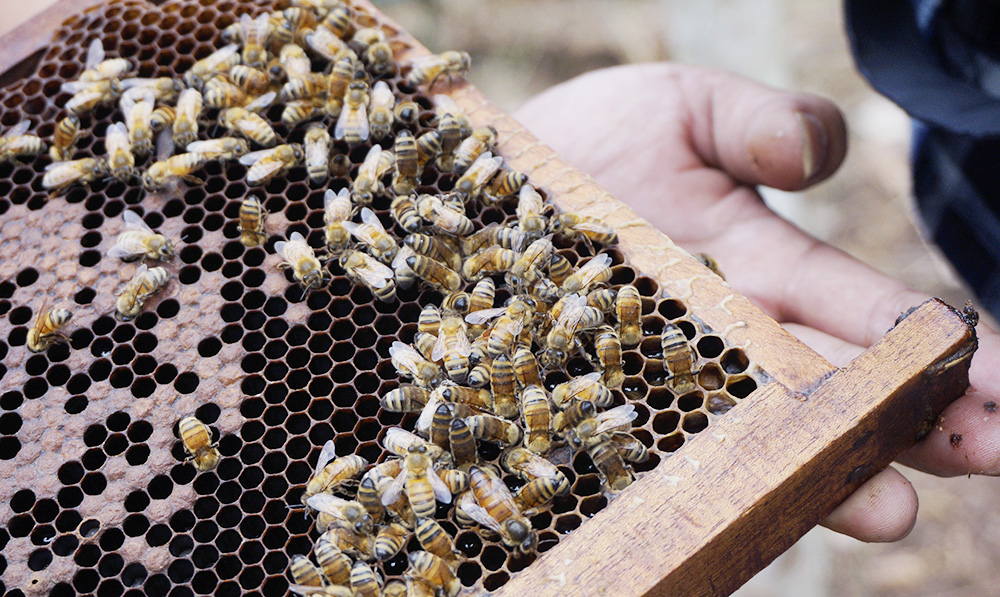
[513,63,1000,542]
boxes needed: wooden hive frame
[0,1,976,595]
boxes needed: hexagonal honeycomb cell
[0,0,767,595]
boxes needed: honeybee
[417,304,442,336]
[240,143,303,186]
[521,384,552,455]
[382,428,443,463]
[615,284,642,348]
[314,539,353,586]
[415,517,459,565]
[49,114,81,162]
[428,402,452,450]
[439,384,493,413]
[340,250,396,302]
[662,321,697,393]
[307,494,373,535]
[352,145,393,205]
[596,325,625,387]
[290,555,325,588]
[431,315,472,383]
[568,404,637,447]
[323,188,353,253]
[551,372,613,409]
[461,246,515,282]
[508,235,554,288]
[453,126,497,174]
[62,78,124,114]
[79,38,133,82]
[695,252,726,280]
[367,80,395,139]
[0,120,46,162]
[171,88,203,149]
[466,296,535,359]
[404,233,462,272]
[461,222,525,255]
[579,426,634,493]
[343,207,398,263]
[467,414,522,446]
[305,25,351,62]
[149,105,176,132]
[185,137,251,161]
[238,13,272,69]
[203,74,251,109]
[280,72,330,102]
[388,341,440,387]
[327,51,359,100]
[406,254,462,293]
[468,276,496,314]
[381,384,430,412]
[516,184,549,240]
[415,129,442,170]
[318,4,353,38]
[390,195,421,234]
[279,43,312,79]
[281,97,325,127]
[448,417,477,468]
[275,230,324,290]
[406,50,471,89]
[218,93,279,147]
[115,264,170,321]
[119,89,155,158]
[178,416,220,471]
[335,81,370,145]
[394,100,420,125]
[453,151,502,203]
[561,252,613,294]
[120,77,185,103]
[392,245,418,290]
[488,353,518,419]
[408,551,460,597]
[274,7,316,47]
[104,122,135,182]
[303,123,331,185]
[552,400,598,437]
[466,465,537,553]
[390,130,419,195]
[142,152,206,191]
[512,344,543,389]
[184,44,241,89]
[550,212,618,248]
[354,27,395,75]
[373,522,410,561]
[303,441,368,501]
[317,526,376,563]
[108,210,175,262]
[381,444,452,519]
[238,196,267,247]
[609,432,650,464]
[483,167,528,203]
[26,304,72,353]
[228,64,271,96]
[542,294,603,366]
[416,195,474,237]
[502,447,570,515]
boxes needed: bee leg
[182,175,205,186]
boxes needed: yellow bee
[103,122,135,183]
[238,13,271,69]
[354,27,396,76]
[551,372,613,409]
[452,152,502,203]
[185,137,250,161]
[316,526,376,563]
[406,254,462,294]
[466,413,522,446]
[404,233,462,272]
[238,196,267,247]
[431,315,472,383]
[502,447,570,515]
[149,105,176,132]
[578,424,634,493]
[388,341,440,387]
[596,325,625,387]
[314,540,353,586]
[448,416,477,468]
[306,493,373,535]
[335,81,371,146]
[327,51,359,100]
[381,444,452,520]
[546,253,573,288]
[184,43,241,89]
[695,252,727,280]
[304,123,331,185]
[415,195,474,236]
[408,551,460,597]
[203,74,250,109]
[171,88,203,149]
[550,212,618,248]
[281,97,325,127]
[108,210,175,262]
[323,188,353,253]
[465,296,535,360]
[351,145,393,204]
[177,416,220,471]
[521,384,552,455]
[142,152,206,191]
[42,158,106,193]
[350,561,382,597]
[391,129,418,195]
[280,72,330,102]
[290,555,325,588]
[273,7,315,47]
[488,353,518,419]
[49,114,81,162]
[115,264,170,321]
[406,50,471,89]
[304,25,351,62]
[465,465,537,553]
[79,38,133,82]
[340,250,396,302]
[62,78,124,114]
[542,294,603,366]
[120,77,185,103]
[373,522,410,561]
[587,287,618,311]
[380,385,430,412]
[561,252,613,294]
[609,431,650,464]
[119,88,155,158]
[462,246,516,282]
[394,100,420,125]
[275,230,324,290]
[662,321,697,393]
[509,235,554,288]
[342,207,398,263]
[26,304,72,353]
[382,428,443,462]
[415,129,442,170]
[390,194,421,233]
[453,126,497,174]
[0,120,46,162]
[516,184,549,240]
[303,440,367,501]
[218,92,279,147]
[239,143,303,186]
[279,43,312,79]
[614,284,643,348]
[461,222,526,255]
[415,518,459,565]
[483,166,528,202]
[468,276,496,313]
[418,304,442,336]
[512,343,543,388]
[228,64,271,96]
[367,81,395,140]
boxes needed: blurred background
[5,0,1000,594]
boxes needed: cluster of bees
[7,0,716,594]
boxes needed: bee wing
[355,145,382,179]
[353,259,393,290]
[244,91,276,113]
[370,80,393,107]
[359,207,386,233]
[238,147,278,165]
[122,210,154,234]
[107,236,149,260]
[120,77,157,89]
[306,135,329,167]
[105,122,130,153]
[464,307,505,325]
[428,466,452,504]
[431,93,459,114]
[290,231,306,243]
[86,38,105,70]
[380,468,407,506]
[594,404,637,435]
[207,43,239,67]
[44,161,68,172]
[429,333,448,362]
[573,221,615,235]
[452,331,472,357]
[415,391,442,435]
[315,440,338,473]
[306,493,349,516]
[461,495,504,534]
[155,128,174,160]
[273,240,288,259]
[2,120,30,139]
[185,140,223,154]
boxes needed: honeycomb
[0,0,766,594]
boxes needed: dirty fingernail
[797,110,828,184]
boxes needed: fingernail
[797,110,828,184]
